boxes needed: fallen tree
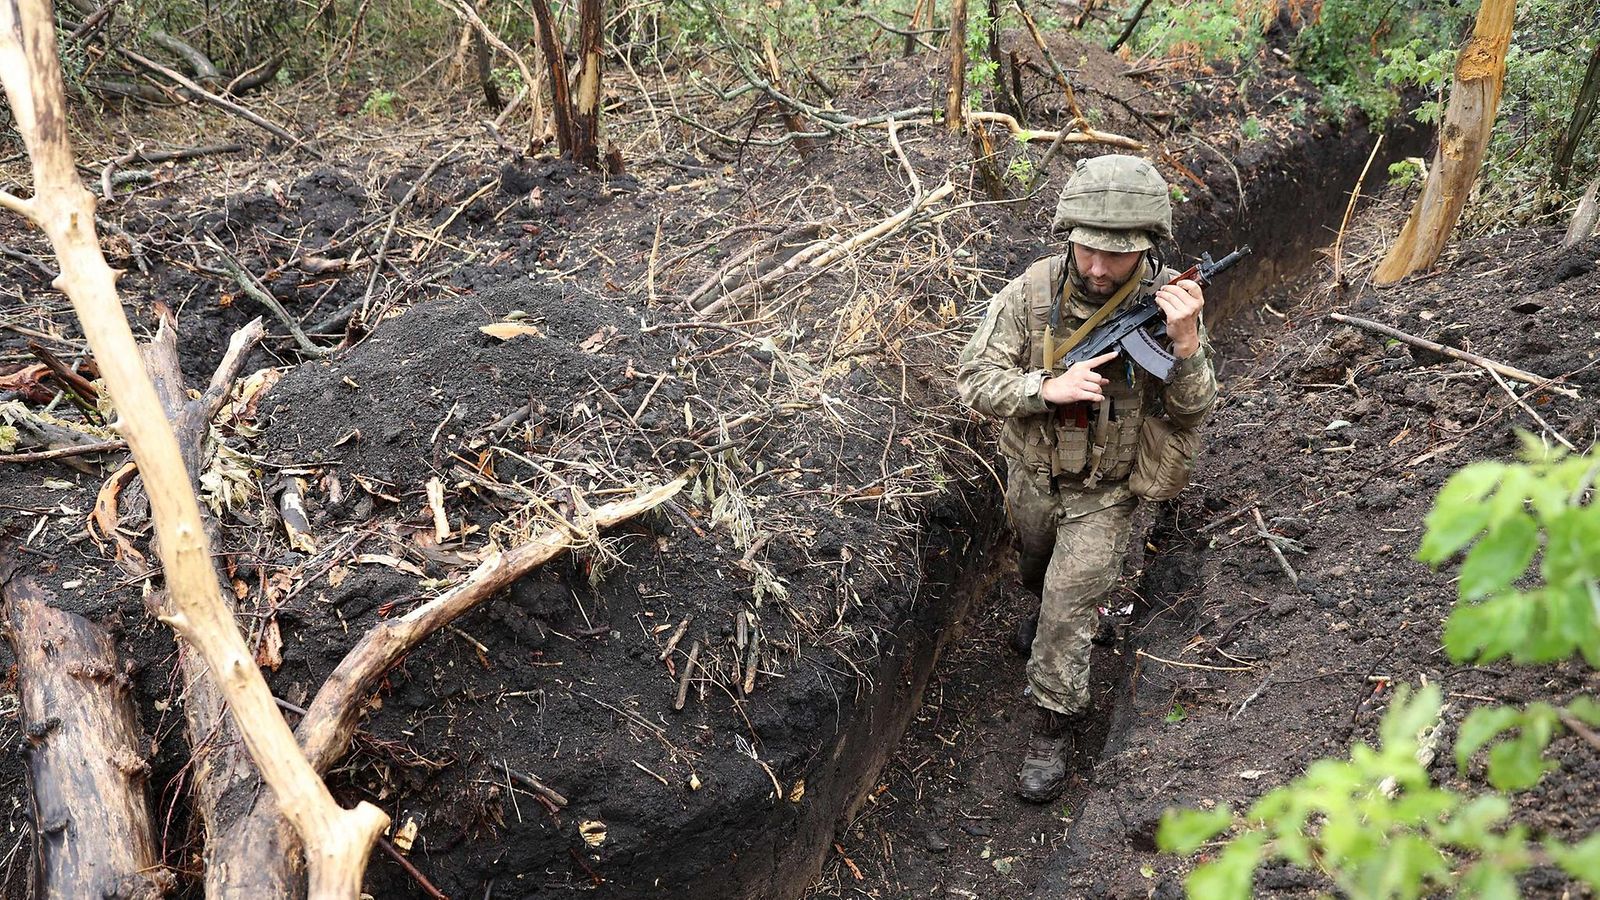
[0,560,174,900]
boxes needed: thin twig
[1483,365,1576,451]
[1253,507,1300,588]
[0,439,126,463]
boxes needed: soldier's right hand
[1041,351,1118,404]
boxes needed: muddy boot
[1016,708,1072,803]
[1012,612,1039,657]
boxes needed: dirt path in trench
[814,206,1600,899]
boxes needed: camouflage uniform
[957,253,1217,716]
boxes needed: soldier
[956,154,1218,802]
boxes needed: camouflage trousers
[1005,458,1136,717]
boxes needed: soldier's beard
[1068,254,1138,303]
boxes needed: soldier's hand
[1155,278,1204,358]
[1042,351,1118,404]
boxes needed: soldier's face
[1073,244,1143,299]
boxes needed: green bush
[1160,442,1600,898]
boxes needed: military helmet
[1052,154,1172,253]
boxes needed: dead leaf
[579,820,607,848]
[0,363,54,403]
[580,325,618,353]
[89,461,146,572]
[480,322,546,341]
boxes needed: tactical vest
[997,254,1179,488]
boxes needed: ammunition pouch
[1128,415,1202,501]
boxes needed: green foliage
[964,3,1000,107]
[1162,447,1600,898]
[1158,685,1600,898]
[1239,117,1264,142]
[1006,154,1037,185]
[1452,701,1600,791]
[360,89,399,118]
[1292,0,1473,123]
[1165,701,1188,723]
[1419,447,1600,668]
[1117,0,1274,66]
[1462,0,1600,233]
[1388,158,1426,188]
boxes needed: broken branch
[1328,313,1576,397]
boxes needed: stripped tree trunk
[945,0,968,132]
[1372,0,1516,284]
[572,0,605,168]
[1564,175,1600,249]
[0,564,174,900]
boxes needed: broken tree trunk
[211,477,687,896]
[136,316,311,900]
[572,0,606,169]
[529,0,579,157]
[945,0,968,133]
[1372,0,1516,284]
[0,2,390,897]
[0,563,174,900]
[1564,175,1600,249]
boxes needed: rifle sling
[1045,256,1148,373]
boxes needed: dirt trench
[807,127,1435,899]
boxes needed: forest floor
[1,15,1594,900]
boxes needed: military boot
[1016,708,1074,802]
[1012,612,1039,657]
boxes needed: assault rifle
[1054,246,1252,382]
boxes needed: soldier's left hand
[1155,278,1204,359]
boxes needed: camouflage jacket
[956,252,1218,515]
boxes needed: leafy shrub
[1160,443,1600,898]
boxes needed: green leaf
[1418,463,1505,564]
[1185,831,1265,900]
[1418,502,1492,565]
[1458,512,1538,600]
[1547,832,1600,887]
[1434,795,1511,851]
[1362,832,1450,900]
[1565,695,1600,727]
[1458,861,1524,900]
[1379,684,1441,752]
[1484,718,1558,791]
[1166,702,1188,723]
[1157,806,1233,856]
[1455,706,1522,772]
